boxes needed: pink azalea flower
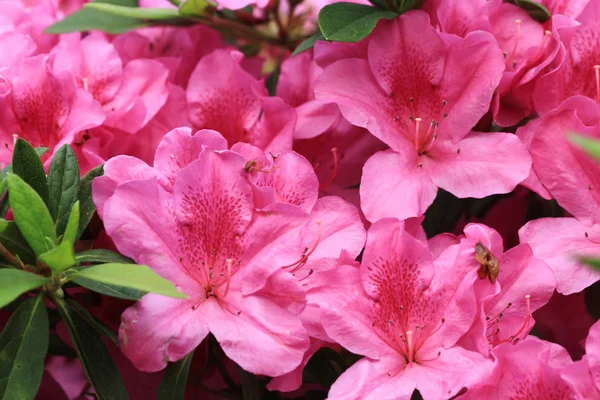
[187,49,295,153]
[309,218,493,399]
[0,54,105,166]
[540,0,591,19]
[277,51,341,139]
[562,320,600,398]
[453,224,556,356]
[314,11,531,221]
[462,336,580,399]
[99,145,312,374]
[423,0,498,37]
[534,1,600,116]
[519,97,600,294]
[52,33,170,134]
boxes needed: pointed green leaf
[157,351,194,400]
[54,297,128,400]
[71,263,187,298]
[292,33,324,56]
[0,294,49,400]
[318,3,397,42]
[46,0,150,34]
[75,249,134,265]
[0,269,50,309]
[0,219,8,232]
[11,138,49,205]
[62,201,80,246]
[7,174,56,256]
[72,276,145,300]
[38,240,76,272]
[0,222,36,265]
[581,257,600,271]
[78,164,104,239]
[47,145,80,237]
[67,299,118,345]
[179,0,210,17]
[516,0,550,23]
[569,134,600,162]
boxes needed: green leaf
[75,249,134,265]
[318,3,397,42]
[0,222,36,265]
[72,277,145,301]
[62,201,80,246]
[7,174,57,256]
[157,351,194,400]
[0,269,50,309]
[38,240,76,272]
[11,138,50,206]
[84,3,181,19]
[70,263,187,299]
[292,33,324,56]
[178,0,210,16]
[78,164,104,239]
[47,145,80,237]
[0,219,8,232]
[67,299,118,345]
[581,257,600,271]
[46,0,151,34]
[569,133,600,162]
[265,64,281,96]
[54,297,128,400]
[0,294,49,400]
[516,0,550,23]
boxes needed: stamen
[282,221,323,272]
[529,31,551,66]
[319,148,339,191]
[221,259,233,297]
[414,117,422,152]
[505,19,521,69]
[594,65,600,104]
[82,77,89,92]
[419,350,442,363]
[299,269,314,282]
[489,294,531,346]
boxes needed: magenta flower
[95,132,313,374]
[562,320,600,398]
[462,337,580,399]
[187,49,295,153]
[309,218,492,399]
[314,11,531,221]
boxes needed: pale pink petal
[561,358,598,400]
[519,218,600,294]
[360,149,438,222]
[426,131,531,198]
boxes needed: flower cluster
[3,0,600,399]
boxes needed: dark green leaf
[569,133,600,162]
[178,0,210,16]
[67,299,118,345]
[0,269,50,309]
[38,240,76,272]
[292,33,325,56]
[76,249,134,264]
[237,365,261,400]
[157,351,194,400]
[0,222,36,265]
[11,138,49,205]
[46,0,151,34]
[72,276,145,301]
[422,189,463,238]
[516,0,550,23]
[47,334,78,358]
[318,3,396,42]
[78,164,104,239]
[70,263,187,298]
[62,201,80,246]
[47,145,80,237]
[581,257,600,271]
[54,297,128,400]
[7,174,56,256]
[0,294,49,400]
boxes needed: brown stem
[0,241,21,268]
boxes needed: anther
[170,154,175,159]
[82,77,89,92]
[282,221,323,272]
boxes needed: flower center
[395,97,448,157]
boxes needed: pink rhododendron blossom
[462,336,580,399]
[310,218,493,399]
[187,49,295,153]
[0,54,105,166]
[454,224,556,355]
[562,320,600,398]
[100,147,311,374]
[315,12,531,221]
